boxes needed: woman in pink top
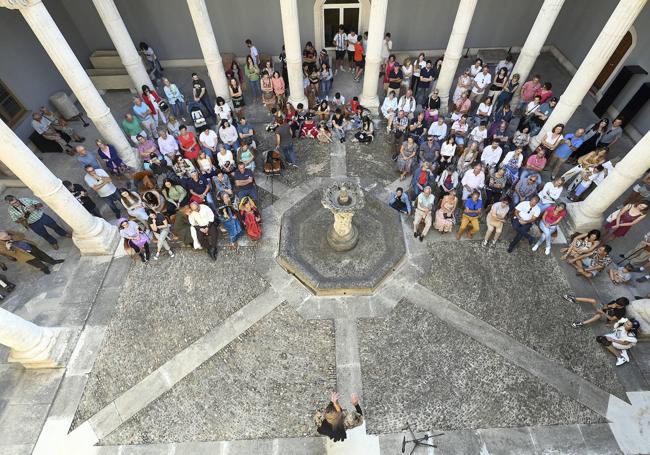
[519,147,547,181]
[517,75,541,114]
[271,71,286,109]
[532,203,567,255]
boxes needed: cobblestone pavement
[419,240,626,398]
[101,304,336,445]
[358,300,603,434]
[72,247,268,427]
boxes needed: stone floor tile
[0,403,50,445]
[578,424,623,455]
[0,444,34,455]
[9,369,64,405]
[529,424,588,454]
[477,427,537,455]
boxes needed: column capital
[0,0,41,9]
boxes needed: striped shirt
[7,197,43,224]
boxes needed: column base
[8,328,73,369]
[72,218,119,256]
[327,224,359,252]
[566,202,603,233]
[359,94,380,110]
[288,95,308,109]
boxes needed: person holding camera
[5,195,70,250]
[0,231,64,274]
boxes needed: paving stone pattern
[73,247,268,427]
[419,240,626,399]
[357,300,603,435]
[100,304,336,445]
[346,128,399,188]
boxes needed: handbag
[158,100,170,111]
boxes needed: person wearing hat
[5,195,70,249]
[0,231,64,274]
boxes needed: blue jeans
[320,79,332,96]
[29,213,69,245]
[249,79,261,98]
[170,100,187,119]
[101,191,122,218]
[281,143,297,165]
[535,220,558,250]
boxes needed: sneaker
[532,243,539,252]
[419,235,424,242]
[636,275,650,283]
[621,350,629,362]
[545,246,551,255]
[482,240,488,247]
[414,232,418,238]
[153,253,160,260]
[169,250,175,258]
[571,321,583,328]
[562,294,576,304]
[491,240,497,246]
[616,356,628,366]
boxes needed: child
[317,123,333,143]
[609,264,634,285]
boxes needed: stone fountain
[277,181,406,296]
[321,181,365,252]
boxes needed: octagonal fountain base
[277,188,406,296]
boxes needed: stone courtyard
[1,52,650,455]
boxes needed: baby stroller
[188,102,207,129]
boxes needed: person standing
[62,180,101,218]
[162,77,186,121]
[470,66,491,105]
[507,195,541,253]
[5,195,70,249]
[132,97,157,139]
[188,201,219,260]
[413,186,435,241]
[191,73,214,118]
[245,38,260,65]
[83,165,122,219]
[122,113,145,145]
[0,231,64,274]
[332,25,347,74]
[275,120,298,167]
[31,112,75,153]
[74,145,101,170]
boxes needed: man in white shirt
[188,201,218,259]
[157,129,179,164]
[427,118,447,144]
[381,32,392,65]
[346,31,357,72]
[495,55,514,76]
[245,39,259,65]
[398,89,417,118]
[470,67,492,104]
[333,26,347,73]
[480,140,503,170]
[468,124,487,144]
[508,195,541,253]
[83,165,121,218]
[537,177,564,211]
[413,186,435,241]
[461,163,485,200]
[199,128,219,158]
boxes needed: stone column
[0,307,65,368]
[279,0,308,108]
[0,0,140,169]
[0,119,119,255]
[570,132,650,231]
[91,0,152,91]
[510,0,565,107]
[359,0,388,109]
[436,0,479,115]
[531,0,647,148]
[186,0,231,102]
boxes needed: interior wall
[549,0,650,137]
[0,7,71,139]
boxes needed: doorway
[323,0,360,49]
[593,30,635,91]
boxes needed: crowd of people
[20,33,645,364]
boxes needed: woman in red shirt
[532,202,566,255]
[177,125,200,161]
[141,85,167,125]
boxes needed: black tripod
[401,421,444,454]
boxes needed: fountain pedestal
[322,182,365,252]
